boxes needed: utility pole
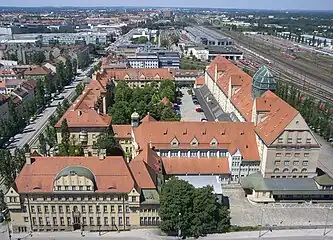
[258,208,265,238]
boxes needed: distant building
[128,51,180,70]
[24,66,52,81]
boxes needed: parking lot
[179,87,206,122]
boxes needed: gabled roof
[112,125,132,139]
[141,113,157,123]
[106,68,174,81]
[14,156,135,193]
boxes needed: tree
[131,36,148,44]
[35,79,45,108]
[65,58,73,85]
[75,83,84,99]
[0,190,6,212]
[62,98,70,110]
[38,133,47,156]
[108,101,132,124]
[45,124,57,148]
[44,75,53,101]
[93,131,119,156]
[0,150,17,188]
[161,106,180,121]
[55,62,65,91]
[159,178,231,238]
[60,119,70,155]
[32,51,46,65]
[72,58,78,75]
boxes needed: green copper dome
[252,66,276,98]
[55,166,96,184]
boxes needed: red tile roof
[106,68,174,81]
[129,160,156,189]
[195,76,204,85]
[113,125,132,139]
[15,156,135,193]
[161,97,171,105]
[24,66,51,76]
[141,113,157,123]
[162,157,229,175]
[134,121,260,161]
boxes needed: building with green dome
[251,66,276,98]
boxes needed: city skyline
[0,0,332,11]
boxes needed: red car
[195,106,203,112]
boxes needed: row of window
[140,217,160,226]
[278,137,311,144]
[29,195,136,202]
[273,168,307,173]
[271,175,308,179]
[30,205,131,214]
[55,186,92,191]
[160,150,227,158]
[276,152,309,158]
[274,160,308,167]
[30,216,130,227]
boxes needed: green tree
[0,190,6,212]
[75,83,84,98]
[32,51,46,65]
[55,62,65,91]
[108,101,132,124]
[161,106,180,121]
[60,119,70,156]
[65,58,73,85]
[62,98,70,110]
[93,131,119,156]
[44,75,53,101]
[131,36,148,44]
[38,133,47,155]
[0,150,17,188]
[72,58,78,75]
[35,79,45,108]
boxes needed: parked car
[201,118,208,122]
[195,106,203,112]
[173,104,180,110]
[193,100,200,105]
[54,95,64,100]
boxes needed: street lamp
[258,208,265,238]
[324,207,332,236]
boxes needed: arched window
[283,168,289,173]
[273,168,280,173]
[292,168,298,173]
[301,168,307,173]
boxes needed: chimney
[149,140,152,148]
[84,149,89,157]
[99,149,106,160]
[214,64,218,81]
[25,152,31,165]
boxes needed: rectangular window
[31,206,35,213]
[82,217,86,225]
[111,205,115,212]
[274,160,280,165]
[60,217,64,226]
[278,138,283,143]
[126,217,130,226]
[111,217,115,226]
[81,206,86,213]
[285,153,291,157]
[119,217,123,226]
[118,196,122,201]
[284,161,290,166]
[39,217,43,226]
[86,186,91,191]
[293,161,299,166]
[59,206,63,213]
[64,186,68,191]
[104,217,108,226]
[89,206,93,213]
[90,217,94,226]
[306,138,311,144]
[171,151,178,157]
[126,206,130,213]
[210,151,217,157]
[24,217,29,222]
[51,206,56,213]
[53,217,57,226]
[67,217,71,225]
[32,217,37,226]
[79,186,83,191]
[287,138,292,143]
[294,153,300,157]
[302,161,308,166]
[276,153,281,157]
[103,206,107,213]
[66,206,70,213]
[96,205,100,213]
[37,206,41,213]
[44,206,49,213]
[72,186,76,191]
[200,151,207,157]
[304,153,309,157]
[132,196,136,202]
[180,151,187,157]
[297,138,302,143]
[97,217,101,226]
[190,151,197,157]
[118,205,122,213]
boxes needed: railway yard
[210,27,333,104]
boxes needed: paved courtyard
[179,87,205,121]
[223,186,333,228]
[315,133,333,178]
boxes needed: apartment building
[24,66,52,81]
[204,56,322,202]
[55,73,112,150]
[128,51,180,70]
[6,152,160,233]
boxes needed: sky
[0,0,332,11]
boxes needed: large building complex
[6,55,330,234]
[128,51,180,69]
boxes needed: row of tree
[159,178,231,238]
[108,81,180,124]
[276,82,333,140]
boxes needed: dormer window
[69,170,76,175]
[171,137,179,147]
[191,137,198,147]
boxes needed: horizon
[0,0,332,11]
